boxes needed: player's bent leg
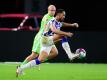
[25,51,39,62]
[38,51,49,62]
[48,46,58,60]
[16,46,52,76]
[53,34,79,61]
[21,51,39,66]
[16,52,39,77]
[16,51,48,76]
[21,36,40,66]
[61,37,80,61]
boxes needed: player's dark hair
[55,9,65,16]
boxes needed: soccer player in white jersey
[20,5,79,68]
[16,9,80,77]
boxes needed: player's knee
[55,50,58,55]
[54,48,58,55]
[51,49,58,56]
[38,51,48,62]
[38,56,47,62]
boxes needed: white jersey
[40,18,62,55]
[43,18,62,36]
[41,18,62,46]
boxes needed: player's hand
[73,23,79,28]
[66,32,73,37]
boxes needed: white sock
[62,42,73,57]
[20,60,36,70]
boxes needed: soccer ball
[75,48,86,59]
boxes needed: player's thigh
[38,46,52,62]
[32,39,41,54]
[50,45,58,56]
[48,46,58,59]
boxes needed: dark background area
[0,0,107,30]
[0,0,107,63]
[0,31,107,63]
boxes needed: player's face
[59,11,66,21]
[48,8,56,16]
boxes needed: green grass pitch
[0,63,107,80]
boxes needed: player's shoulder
[42,14,52,21]
[42,14,46,19]
[46,18,55,25]
[43,14,48,18]
[49,17,56,23]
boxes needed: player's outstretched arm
[62,22,79,28]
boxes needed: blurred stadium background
[0,0,107,63]
[0,0,107,80]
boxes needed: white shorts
[41,36,54,46]
[40,35,56,55]
[40,45,56,55]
